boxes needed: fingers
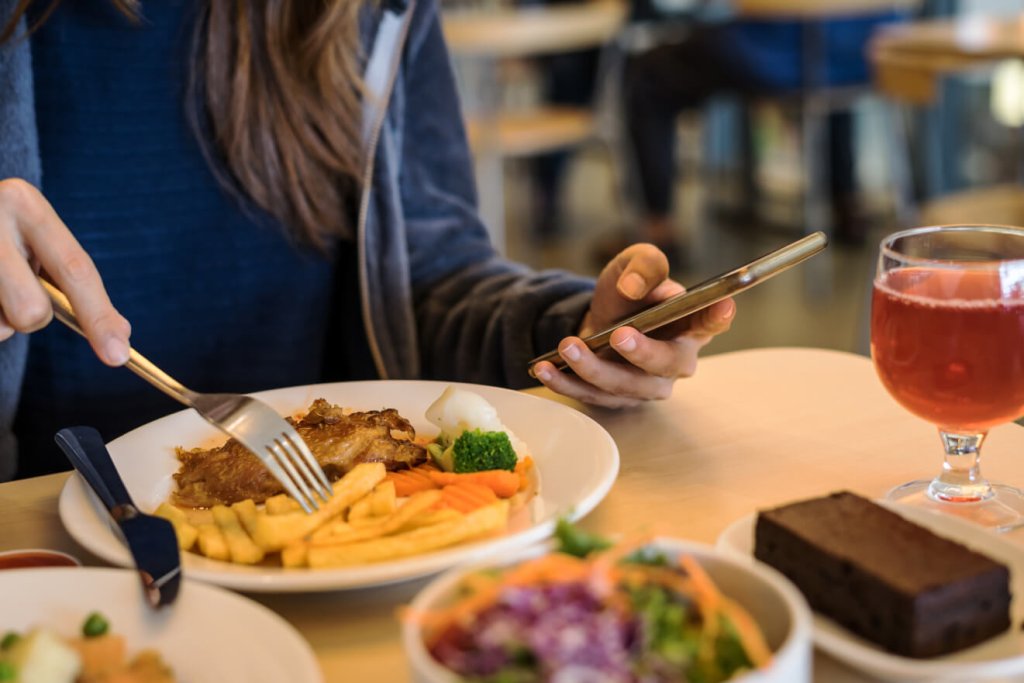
[531,360,647,409]
[0,226,51,334]
[682,298,736,341]
[0,178,130,365]
[533,298,737,408]
[609,243,672,301]
[533,336,676,406]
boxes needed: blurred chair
[730,0,922,240]
[870,14,1024,228]
[611,0,919,252]
[442,0,627,251]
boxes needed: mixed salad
[409,522,771,683]
[0,612,174,683]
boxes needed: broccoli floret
[451,429,517,473]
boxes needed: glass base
[886,479,1024,532]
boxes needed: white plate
[716,504,1024,682]
[0,567,320,682]
[59,380,619,592]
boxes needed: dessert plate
[59,380,619,592]
[717,504,1024,681]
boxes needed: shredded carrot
[428,470,520,498]
[719,595,773,667]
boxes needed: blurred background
[439,0,1024,358]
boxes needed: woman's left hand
[531,243,735,408]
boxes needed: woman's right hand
[0,178,130,365]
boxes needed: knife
[55,427,181,608]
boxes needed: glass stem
[928,430,993,503]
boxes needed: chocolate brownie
[754,491,1011,658]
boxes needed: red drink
[872,266,1024,432]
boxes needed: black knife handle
[55,426,133,513]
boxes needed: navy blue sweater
[14,1,364,476]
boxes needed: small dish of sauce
[0,549,80,570]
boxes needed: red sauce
[0,551,79,569]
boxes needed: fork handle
[39,277,197,408]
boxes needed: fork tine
[282,431,332,500]
[263,443,318,514]
[268,439,320,512]
[279,435,329,503]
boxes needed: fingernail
[535,366,552,381]
[722,303,736,321]
[619,272,647,300]
[562,343,581,362]
[104,336,129,365]
[613,334,637,353]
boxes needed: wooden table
[872,14,1024,105]
[869,14,1024,229]
[6,347,1024,681]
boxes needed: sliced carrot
[386,467,440,497]
[428,470,520,498]
[514,456,534,489]
[439,482,498,513]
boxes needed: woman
[0,0,735,479]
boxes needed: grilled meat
[172,398,427,507]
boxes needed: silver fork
[40,278,333,514]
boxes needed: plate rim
[58,379,620,592]
[715,507,1024,681]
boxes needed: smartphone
[529,231,828,374]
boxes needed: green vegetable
[451,429,516,473]
[0,661,15,681]
[631,584,697,672]
[554,518,612,558]
[0,632,18,651]
[472,668,536,683]
[82,612,110,638]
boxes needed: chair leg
[801,95,831,236]
[885,100,920,228]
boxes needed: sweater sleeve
[0,3,39,480]
[398,0,594,389]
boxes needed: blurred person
[0,0,735,479]
[624,11,907,252]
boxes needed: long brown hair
[2,1,363,249]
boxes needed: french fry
[348,480,399,522]
[231,499,260,536]
[196,523,230,561]
[307,500,510,568]
[310,520,354,542]
[346,492,375,523]
[397,507,462,532]
[281,542,308,569]
[370,480,397,517]
[212,505,265,565]
[153,503,198,551]
[182,507,214,528]
[309,489,443,547]
[265,494,303,516]
[248,462,386,551]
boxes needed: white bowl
[402,537,814,683]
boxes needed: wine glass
[871,225,1024,529]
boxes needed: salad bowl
[401,536,813,683]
